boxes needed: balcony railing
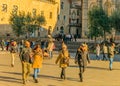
[69,23,82,27]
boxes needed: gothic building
[82,0,120,38]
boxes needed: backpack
[22,48,33,63]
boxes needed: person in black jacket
[75,44,90,82]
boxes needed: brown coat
[55,50,70,68]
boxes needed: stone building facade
[0,0,60,38]
[0,0,120,38]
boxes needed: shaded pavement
[0,51,120,86]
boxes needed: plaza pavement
[0,51,120,86]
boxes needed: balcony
[70,5,81,9]
[69,23,82,27]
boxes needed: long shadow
[39,74,58,80]
[39,74,79,82]
[68,65,120,71]
[43,63,57,66]
[1,71,21,75]
[68,65,78,68]
[0,76,21,84]
[87,66,120,70]
[0,64,9,67]
[87,66,109,70]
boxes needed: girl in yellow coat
[32,44,43,83]
[55,43,70,79]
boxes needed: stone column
[81,0,88,38]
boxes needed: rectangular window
[58,15,60,20]
[77,19,79,24]
[77,10,79,15]
[50,12,52,19]
[41,11,44,16]
[2,4,7,12]
[12,5,18,14]
[32,8,37,16]
[64,15,66,21]
[61,2,64,9]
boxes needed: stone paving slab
[0,51,120,86]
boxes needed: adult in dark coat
[75,44,90,82]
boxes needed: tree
[9,11,46,37]
[9,12,25,37]
[24,12,37,37]
[88,6,111,41]
[110,9,120,32]
[35,15,46,37]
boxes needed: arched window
[60,26,64,34]
[89,2,97,10]
[61,2,64,9]
[104,1,112,16]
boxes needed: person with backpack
[9,40,17,67]
[19,40,33,84]
[55,43,70,80]
[75,43,90,82]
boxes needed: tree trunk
[103,30,106,41]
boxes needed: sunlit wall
[0,0,60,37]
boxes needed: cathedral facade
[82,0,120,38]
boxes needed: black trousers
[78,60,85,73]
[60,68,66,79]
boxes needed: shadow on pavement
[1,71,21,75]
[87,66,120,71]
[43,63,56,66]
[0,64,9,67]
[39,74,79,82]
[0,76,21,84]
[87,66,109,70]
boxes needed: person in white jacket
[47,40,55,59]
[96,44,101,60]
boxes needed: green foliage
[9,12,25,37]
[88,6,111,39]
[110,9,120,32]
[36,14,46,27]
[9,11,46,37]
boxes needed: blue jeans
[96,55,100,60]
[109,58,114,69]
[102,53,108,60]
[34,68,40,79]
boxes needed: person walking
[19,40,33,84]
[47,40,55,59]
[55,43,70,80]
[108,43,115,71]
[0,39,5,51]
[96,44,101,60]
[32,44,43,83]
[75,44,90,82]
[9,40,17,67]
[102,43,108,61]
